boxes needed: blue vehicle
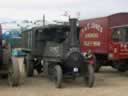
[0,25,26,87]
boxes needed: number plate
[73,67,78,72]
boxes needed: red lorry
[80,13,128,72]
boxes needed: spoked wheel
[25,55,34,77]
[84,64,95,88]
[53,65,63,88]
[8,57,26,87]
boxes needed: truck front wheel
[53,65,63,88]
[84,64,95,88]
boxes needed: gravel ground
[0,67,128,96]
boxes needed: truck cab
[111,26,128,60]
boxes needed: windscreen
[112,27,128,42]
[42,27,69,43]
[37,26,80,43]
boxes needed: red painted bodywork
[80,13,128,60]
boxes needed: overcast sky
[0,0,128,21]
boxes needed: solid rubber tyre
[84,64,95,88]
[53,65,63,88]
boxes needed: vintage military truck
[22,18,95,88]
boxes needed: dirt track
[0,67,128,96]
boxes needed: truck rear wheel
[25,55,34,77]
[53,65,63,88]
[84,64,95,88]
[8,57,26,87]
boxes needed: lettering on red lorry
[80,23,103,47]
[83,41,101,47]
[81,23,103,33]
